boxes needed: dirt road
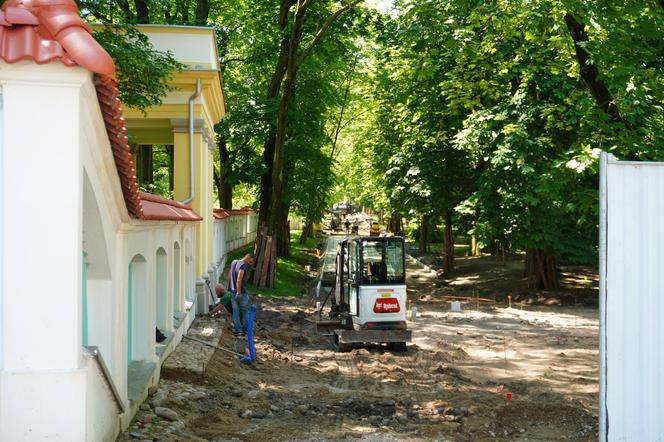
[121,246,599,441]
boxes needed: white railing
[213,210,258,275]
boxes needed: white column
[0,62,89,441]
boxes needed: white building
[0,0,255,440]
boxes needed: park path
[117,243,599,441]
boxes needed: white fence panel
[600,153,664,441]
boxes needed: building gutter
[180,79,201,205]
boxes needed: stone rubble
[161,316,225,377]
[118,316,228,442]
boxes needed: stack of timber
[252,232,276,288]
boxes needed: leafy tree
[93,26,182,112]
[345,0,663,289]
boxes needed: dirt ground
[141,244,599,441]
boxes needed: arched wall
[128,254,149,363]
[83,171,114,368]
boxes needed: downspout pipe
[181,79,201,205]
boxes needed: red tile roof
[0,0,114,75]
[140,192,203,222]
[213,209,230,220]
[213,207,256,220]
[226,208,254,215]
[94,75,145,218]
[0,0,201,223]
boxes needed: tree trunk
[254,0,360,288]
[329,61,354,160]
[300,221,313,244]
[254,2,297,288]
[274,159,294,257]
[388,214,398,234]
[525,248,559,290]
[217,136,232,208]
[275,200,291,257]
[443,212,455,274]
[138,145,153,185]
[134,0,149,23]
[195,0,209,25]
[259,140,275,224]
[418,215,428,255]
[258,35,291,225]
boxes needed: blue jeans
[231,292,250,333]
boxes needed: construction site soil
[123,242,599,441]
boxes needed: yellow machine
[370,222,380,236]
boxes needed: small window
[361,239,404,284]
[349,241,357,282]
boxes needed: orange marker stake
[507,294,512,309]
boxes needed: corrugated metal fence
[600,152,664,441]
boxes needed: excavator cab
[327,236,411,351]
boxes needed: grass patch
[424,243,471,256]
[223,231,318,298]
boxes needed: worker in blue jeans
[228,254,255,336]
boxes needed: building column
[0,64,88,441]
[171,120,216,281]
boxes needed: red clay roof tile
[4,6,39,25]
[225,208,253,215]
[213,209,230,220]
[0,0,113,74]
[140,192,202,222]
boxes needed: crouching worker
[209,284,233,317]
[228,254,256,336]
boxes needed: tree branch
[134,0,150,23]
[298,0,363,64]
[117,0,134,22]
[77,1,113,23]
[279,0,298,29]
[564,12,628,127]
[221,53,256,68]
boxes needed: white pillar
[0,62,89,441]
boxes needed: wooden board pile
[252,232,276,288]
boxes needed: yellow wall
[118,27,225,283]
[173,129,215,278]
